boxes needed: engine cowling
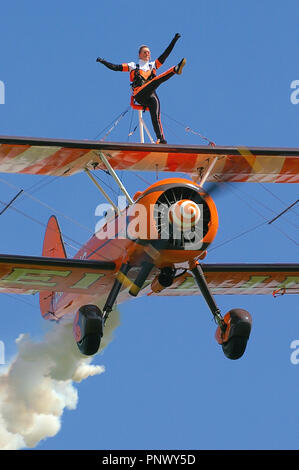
[127,177,218,265]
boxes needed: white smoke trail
[0,308,119,450]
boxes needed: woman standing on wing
[97,34,186,144]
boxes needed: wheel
[222,335,249,360]
[73,305,103,356]
[217,308,252,360]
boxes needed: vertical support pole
[138,110,144,143]
[142,119,155,144]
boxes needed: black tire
[76,305,103,356]
[221,308,252,360]
[77,334,102,356]
[222,336,249,360]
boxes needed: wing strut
[85,168,120,214]
[198,155,218,187]
[99,152,133,205]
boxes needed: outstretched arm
[96,58,126,71]
[156,33,181,68]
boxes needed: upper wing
[0,136,298,183]
[0,254,116,295]
[146,264,299,296]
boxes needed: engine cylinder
[130,177,218,265]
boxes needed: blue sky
[0,0,298,450]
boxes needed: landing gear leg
[74,262,132,356]
[190,261,226,332]
[129,261,154,297]
[190,261,252,360]
[102,262,131,323]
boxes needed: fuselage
[51,177,218,319]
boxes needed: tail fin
[42,215,67,259]
[39,216,66,319]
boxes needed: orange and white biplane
[0,135,298,360]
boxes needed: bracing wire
[211,178,299,248]
[161,111,216,146]
[259,182,299,217]
[222,179,299,231]
[0,176,94,235]
[127,107,134,141]
[0,195,128,261]
[93,107,130,141]
[3,292,39,309]
[209,221,267,253]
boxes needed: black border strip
[0,254,115,270]
[0,135,299,157]
[201,263,299,273]
[0,255,297,273]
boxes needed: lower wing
[0,254,116,295]
[147,263,299,296]
[0,256,297,296]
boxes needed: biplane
[0,135,298,360]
